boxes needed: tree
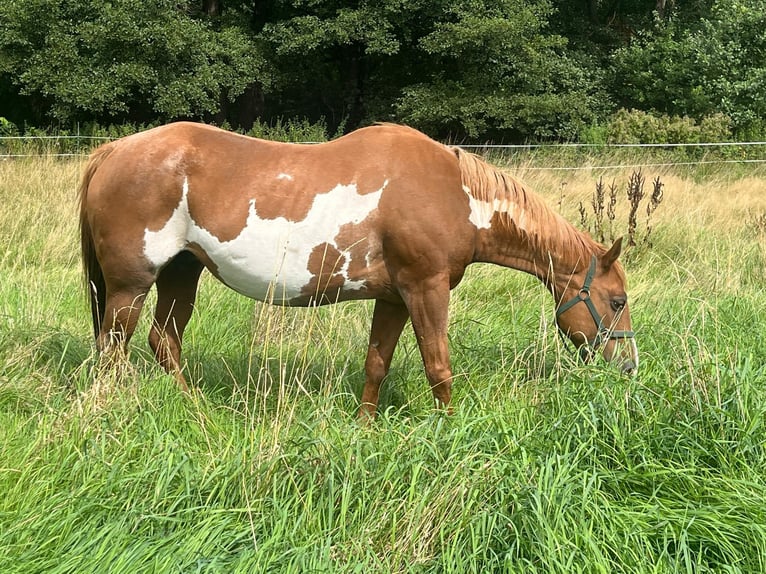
[8,0,748,141]
[394,0,609,140]
[256,0,412,132]
[257,0,609,140]
[611,0,766,137]
[0,0,268,124]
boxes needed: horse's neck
[473,211,595,287]
[455,148,597,285]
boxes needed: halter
[555,256,635,358]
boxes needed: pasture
[2,151,766,573]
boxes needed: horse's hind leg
[148,251,204,391]
[97,283,153,369]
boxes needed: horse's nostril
[621,359,637,375]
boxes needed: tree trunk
[203,0,220,17]
[586,0,598,23]
[233,85,265,131]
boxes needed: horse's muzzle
[578,334,638,374]
[616,337,639,375]
[620,358,637,375]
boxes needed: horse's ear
[602,237,623,269]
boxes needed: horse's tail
[78,143,116,340]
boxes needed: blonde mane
[452,147,606,271]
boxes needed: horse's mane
[452,146,606,272]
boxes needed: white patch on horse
[277,173,293,181]
[463,186,492,229]
[463,187,527,231]
[334,237,369,290]
[143,177,385,303]
[143,178,193,267]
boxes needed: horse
[78,122,637,419]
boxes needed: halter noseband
[555,256,635,357]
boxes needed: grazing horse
[78,122,637,418]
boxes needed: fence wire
[2,136,766,170]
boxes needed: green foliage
[244,117,329,142]
[0,117,19,136]
[603,109,732,144]
[394,0,610,140]
[262,3,401,56]
[0,118,329,156]
[0,122,154,156]
[611,0,766,139]
[0,0,267,123]
[255,0,434,131]
[1,0,766,142]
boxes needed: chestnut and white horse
[78,122,637,418]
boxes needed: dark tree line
[1,0,764,141]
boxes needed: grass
[2,152,766,572]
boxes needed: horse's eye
[611,296,627,312]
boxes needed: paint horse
[79,122,637,418]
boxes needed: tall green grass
[1,154,766,572]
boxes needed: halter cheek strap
[555,256,635,353]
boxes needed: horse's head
[554,238,638,374]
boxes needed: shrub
[0,117,19,137]
[245,117,328,143]
[605,109,732,144]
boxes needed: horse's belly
[143,178,383,304]
[198,232,370,304]
[202,240,318,303]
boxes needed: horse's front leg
[358,299,410,421]
[400,274,454,411]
